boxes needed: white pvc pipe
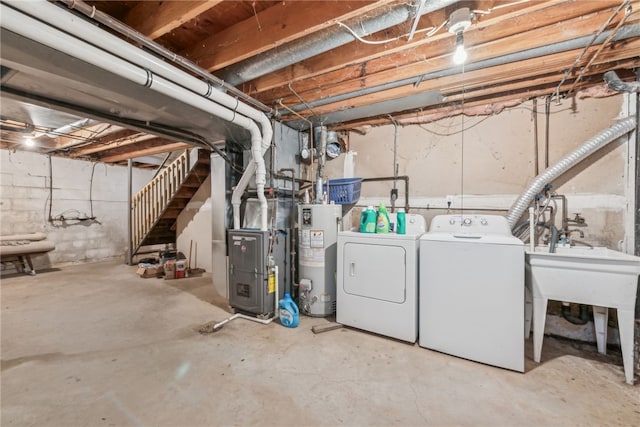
[529,206,535,252]
[4,0,272,231]
[212,264,279,330]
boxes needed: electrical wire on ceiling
[472,0,531,16]
[459,63,466,215]
[337,0,532,46]
[336,20,445,45]
[565,4,633,98]
[287,83,318,117]
[1,86,242,172]
[416,115,492,137]
[551,0,631,103]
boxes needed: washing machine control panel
[429,214,511,235]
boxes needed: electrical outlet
[446,195,455,205]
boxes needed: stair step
[133,148,212,255]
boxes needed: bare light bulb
[24,138,35,147]
[452,32,467,65]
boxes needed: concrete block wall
[1,149,155,269]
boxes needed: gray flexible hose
[506,117,637,228]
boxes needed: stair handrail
[131,150,190,252]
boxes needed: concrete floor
[1,260,639,426]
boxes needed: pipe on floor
[213,265,279,330]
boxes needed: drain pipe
[213,265,279,330]
[58,0,272,114]
[604,71,640,93]
[506,117,637,228]
[4,0,272,231]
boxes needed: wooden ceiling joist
[99,142,191,163]
[180,0,398,71]
[123,0,224,40]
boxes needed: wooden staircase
[131,149,210,257]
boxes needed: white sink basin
[525,246,640,385]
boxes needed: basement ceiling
[0,0,639,166]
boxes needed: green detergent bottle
[397,208,406,234]
[360,206,376,233]
[376,203,390,233]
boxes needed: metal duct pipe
[218,0,459,86]
[4,0,272,231]
[604,70,640,93]
[283,24,640,117]
[505,117,637,228]
[44,118,96,138]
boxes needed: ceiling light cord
[460,63,465,215]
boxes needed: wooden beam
[246,0,589,94]
[124,1,224,40]
[273,9,635,114]
[279,37,640,127]
[247,0,626,96]
[39,123,115,151]
[180,0,398,71]
[71,133,157,157]
[99,142,191,163]
[328,56,639,130]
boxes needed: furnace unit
[228,229,287,316]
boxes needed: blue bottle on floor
[279,293,299,328]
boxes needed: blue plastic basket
[323,178,362,204]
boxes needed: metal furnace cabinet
[228,229,287,316]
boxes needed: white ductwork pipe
[505,117,637,228]
[3,0,272,231]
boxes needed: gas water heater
[297,203,341,317]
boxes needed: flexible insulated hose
[506,117,637,228]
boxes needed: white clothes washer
[419,214,525,372]
[337,213,425,342]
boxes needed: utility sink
[525,246,640,384]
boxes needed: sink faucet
[568,228,585,239]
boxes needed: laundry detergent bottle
[396,208,406,234]
[279,293,299,328]
[360,206,376,233]
[376,203,390,233]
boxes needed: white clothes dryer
[337,213,425,342]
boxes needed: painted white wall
[176,174,212,272]
[325,95,633,250]
[1,149,154,268]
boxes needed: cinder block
[0,173,13,186]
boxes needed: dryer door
[342,242,406,303]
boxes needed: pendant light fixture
[447,8,472,65]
